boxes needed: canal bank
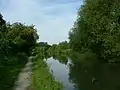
[32,54,63,90]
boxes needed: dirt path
[14,57,32,90]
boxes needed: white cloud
[1,0,83,44]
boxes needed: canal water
[45,55,120,90]
[46,57,75,90]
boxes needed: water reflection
[52,54,68,65]
[69,54,120,90]
[46,57,75,90]
[46,53,120,90]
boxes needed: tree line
[37,41,69,57]
[69,0,120,62]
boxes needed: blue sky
[0,0,83,44]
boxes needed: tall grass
[0,53,28,90]
[32,53,63,90]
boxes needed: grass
[32,54,63,90]
[0,53,28,90]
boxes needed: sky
[0,0,83,44]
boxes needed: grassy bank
[0,53,28,90]
[32,54,63,90]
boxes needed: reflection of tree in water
[68,57,120,90]
[52,54,68,65]
[44,52,51,59]
[39,51,51,60]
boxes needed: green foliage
[69,0,120,61]
[0,53,28,90]
[7,23,39,54]
[69,51,99,68]
[0,14,38,55]
[53,54,68,65]
[47,41,69,56]
[0,14,9,55]
[0,14,39,89]
[32,49,63,90]
[38,42,51,47]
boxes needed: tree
[7,23,39,54]
[69,0,120,61]
[0,13,9,56]
[0,14,39,55]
